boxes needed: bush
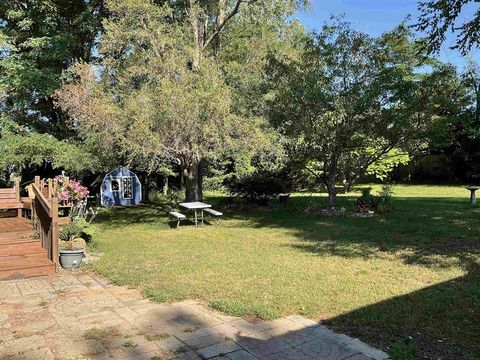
[377,183,395,213]
[59,219,88,241]
[226,173,287,205]
[355,184,395,213]
[355,187,379,213]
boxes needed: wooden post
[50,197,59,271]
[14,178,21,218]
[33,177,39,221]
[48,179,53,198]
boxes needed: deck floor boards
[0,217,55,280]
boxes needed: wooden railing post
[48,179,53,198]
[51,196,59,271]
[14,177,21,218]
[31,182,59,272]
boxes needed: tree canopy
[56,0,282,200]
[416,0,480,54]
[268,20,461,206]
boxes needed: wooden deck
[0,217,55,280]
[0,217,32,232]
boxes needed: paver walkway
[0,272,389,360]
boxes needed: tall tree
[268,20,459,207]
[0,0,104,138]
[56,0,277,201]
[416,0,480,54]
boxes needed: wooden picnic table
[179,201,212,226]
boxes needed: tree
[268,20,457,207]
[0,0,104,138]
[175,0,306,198]
[425,59,480,180]
[416,0,480,54]
[56,1,276,201]
[0,117,101,176]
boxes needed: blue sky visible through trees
[296,0,479,70]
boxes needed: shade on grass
[89,185,480,359]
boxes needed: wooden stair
[0,218,55,280]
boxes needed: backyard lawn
[89,185,480,359]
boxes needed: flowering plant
[54,172,89,203]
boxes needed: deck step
[0,216,56,281]
[0,230,35,240]
[0,236,39,246]
[0,242,46,255]
[0,259,55,281]
[0,256,53,269]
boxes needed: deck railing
[32,176,59,271]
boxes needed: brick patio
[0,272,389,360]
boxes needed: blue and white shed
[100,166,142,206]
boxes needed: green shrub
[59,219,88,241]
[355,187,379,213]
[226,173,288,205]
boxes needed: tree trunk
[326,172,337,208]
[184,160,203,202]
[163,175,169,196]
[189,0,203,70]
[213,0,227,55]
[197,159,204,201]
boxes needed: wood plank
[0,204,56,280]
[0,242,45,254]
[0,261,55,281]
[0,189,15,194]
[0,238,38,246]
[0,218,32,232]
[32,184,52,214]
[0,203,23,209]
[0,256,53,268]
[0,253,50,263]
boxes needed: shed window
[111,178,120,192]
[122,177,133,199]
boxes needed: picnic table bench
[203,208,223,224]
[169,211,186,228]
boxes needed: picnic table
[466,186,480,204]
[179,201,212,226]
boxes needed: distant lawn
[89,184,480,360]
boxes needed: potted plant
[59,203,98,270]
[59,219,88,270]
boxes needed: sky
[295,0,479,70]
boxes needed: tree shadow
[94,202,211,229]
[88,193,480,358]
[325,258,480,359]
[230,195,480,270]
[227,194,480,358]
[77,300,387,360]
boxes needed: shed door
[122,177,133,199]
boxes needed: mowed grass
[89,185,480,359]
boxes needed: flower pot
[59,248,84,270]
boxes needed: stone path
[0,272,389,360]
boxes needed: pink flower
[54,175,88,203]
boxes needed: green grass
[89,184,480,359]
